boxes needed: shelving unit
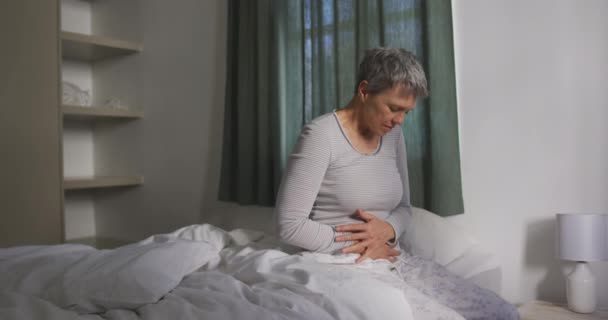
[0,0,145,248]
[64,176,144,190]
[61,0,143,248]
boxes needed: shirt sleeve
[384,128,413,243]
[274,121,353,253]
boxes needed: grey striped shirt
[275,112,412,253]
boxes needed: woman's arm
[383,129,413,241]
[275,122,353,253]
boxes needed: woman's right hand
[355,242,400,263]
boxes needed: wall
[450,0,608,306]
[0,0,64,246]
[94,0,234,240]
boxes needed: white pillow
[400,207,477,267]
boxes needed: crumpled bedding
[0,224,467,320]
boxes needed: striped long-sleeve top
[275,112,413,254]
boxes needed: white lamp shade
[556,213,608,262]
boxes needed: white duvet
[0,224,437,320]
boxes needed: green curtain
[219,0,464,216]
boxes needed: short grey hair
[355,47,428,97]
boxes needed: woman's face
[359,82,417,136]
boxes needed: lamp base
[566,261,596,313]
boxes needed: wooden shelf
[61,31,143,61]
[64,176,143,190]
[62,104,143,120]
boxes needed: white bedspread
[0,224,443,320]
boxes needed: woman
[275,48,518,320]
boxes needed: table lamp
[556,213,608,313]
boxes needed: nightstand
[519,300,608,320]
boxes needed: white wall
[450,0,608,306]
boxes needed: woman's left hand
[334,209,396,255]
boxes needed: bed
[0,208,502,320]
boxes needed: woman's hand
[334,209,397,260]
[356,242,400,263]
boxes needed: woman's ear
[358,80,369,102]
